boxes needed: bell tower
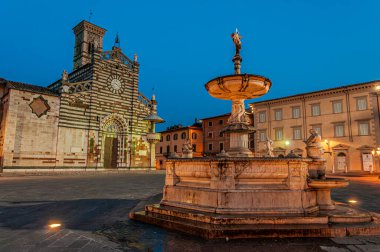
[72,20,107,70]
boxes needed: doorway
[104,137,118,168]
[336,152,347,172]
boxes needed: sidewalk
[0,169,166,177]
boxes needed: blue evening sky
[1,0,379,131]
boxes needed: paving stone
[332,237,365,245]
[79,240,119,252]
[356,236,380,245]
[67,238,91,249]
[48,231,81,247]
[354,245,380,252]
[346,245,363,252]
[320,246,351,252]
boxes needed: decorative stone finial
[231,29,242,74]
[265,137,274,157]
[304,129,324,159]
[231,29,242,55]
[114,32,120,48]
[182,139,193,158]
[134,53,138,62]
[62,70,68,82]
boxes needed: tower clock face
[107,75,124,94]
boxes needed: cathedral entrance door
[111,138,118,168]
[104,137,118,168]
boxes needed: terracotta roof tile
[0,78,59,96]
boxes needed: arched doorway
[100,114,128,168]
[336,152,347,172]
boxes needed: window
[160,136,163,142]
[166,145,170,154]
[160,147,162,154]
[259,131,266,142]
[311,125,322,136]
[219,142,224,151]
[293,127,302,140]
[173,134,178,140]
[258,111,266,123]
[311,104,320,116]
[219,131,224,137]
[191,132,197,139]
[166,135,170,141]
[208,143,213,151]
[208,132,213,138]
[174,145,177,153]
[332,100,343,114]
[357,97,368,111]
[358,121,370,136]
[275,128,283,141]
[208,121,213,127]
[334,124,345,137]
[192,144,196,152]
[181,132,186,139]
[219,120,224,125]
[274,109,282,121]
[292,106,301,119]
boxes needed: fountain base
[130,157,380,238]
[130,203,380,239]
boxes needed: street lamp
[371,147,380,173]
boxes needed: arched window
[192,132,197,139]
[166,135,170,141]
[166,145,170,154]
[160,147,163,154]
[174,145,177,152]
[181,132,186,139]
[174,134,178,140]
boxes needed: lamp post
[324,139,335,173]
[371,147,380,178]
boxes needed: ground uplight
[48,223,62,228]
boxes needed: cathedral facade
[0,20,162,172]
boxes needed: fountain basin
[308,178,349,189]
[205,74,271,100]
[308,178,349,210]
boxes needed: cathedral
[0,20,163,172]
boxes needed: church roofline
[0,78,59,97]
[159,125,203,134]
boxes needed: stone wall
[162,157,317,214]
[1,90,59,168]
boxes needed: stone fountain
[130,31,380,239]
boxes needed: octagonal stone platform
[130,157,380,239]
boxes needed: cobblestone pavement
[0,173,379,251]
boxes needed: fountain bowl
[205,74,271,100]
[308,178,349,190]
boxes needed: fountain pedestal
[308,178,349,210]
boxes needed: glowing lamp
[48,223,62,228]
